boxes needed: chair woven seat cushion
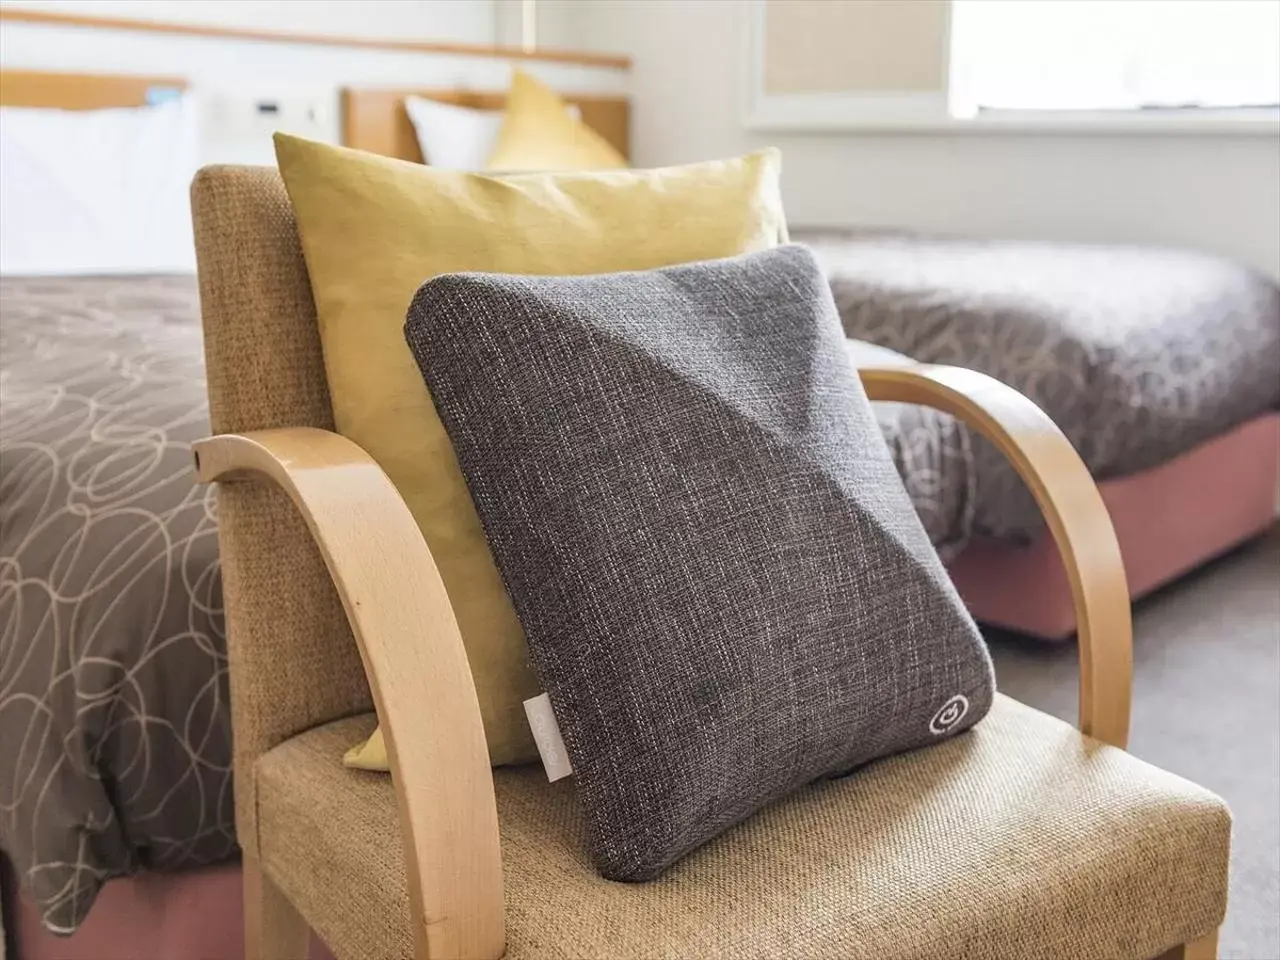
[254,695,1229,960]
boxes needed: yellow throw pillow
[486,68,628,172]
[274,133,787,770]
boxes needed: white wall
[0,0,626,165]
[494,0,588,51]
[2,0,498,42]
[579,0,1280,278]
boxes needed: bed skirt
[2,857,332,960]
[948,412,1280,639]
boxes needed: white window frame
[741,0,1280,137]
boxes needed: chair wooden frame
[195,364,1217,960]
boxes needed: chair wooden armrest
[193,427,504,960]
[859,364,1133,749]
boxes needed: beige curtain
[763,0,950,96]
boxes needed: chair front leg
[245,856,311,960]
[1156,928,1219,960]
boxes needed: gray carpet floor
[987,526,1280,960]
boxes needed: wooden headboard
[341,88,630,164]
[0,69,187,109]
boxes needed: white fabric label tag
[523,693,573,782]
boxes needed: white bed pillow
[0,96,200,276]
[404,94,584,171]
[404,95,504,170]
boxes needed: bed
[0,273,229,917]
[805,230,1280,637]
[0,69,240,960]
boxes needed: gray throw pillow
[403,245,995,882]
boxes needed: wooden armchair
[191,166,1230,960]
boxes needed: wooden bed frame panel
[0,68,187,109]
[341,88,630,163]
[0,72,629,166]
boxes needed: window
[950,0,1280,117]
[747,0,1280,131]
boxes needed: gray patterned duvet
[0,276,231,934]
[806,231,1280,540]
[851,340,975,557]
[0,274,975,933]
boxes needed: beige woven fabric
[191,166,373,853]
[256,696,1229,960]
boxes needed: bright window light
[950,0,1280,116]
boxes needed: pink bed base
[5,415,1278,959]
[3,860,333,960]
[948,412,1280,640]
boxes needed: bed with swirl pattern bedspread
[0,276,230,934]
[0,273,975,934]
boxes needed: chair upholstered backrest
[191,166,374,854]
